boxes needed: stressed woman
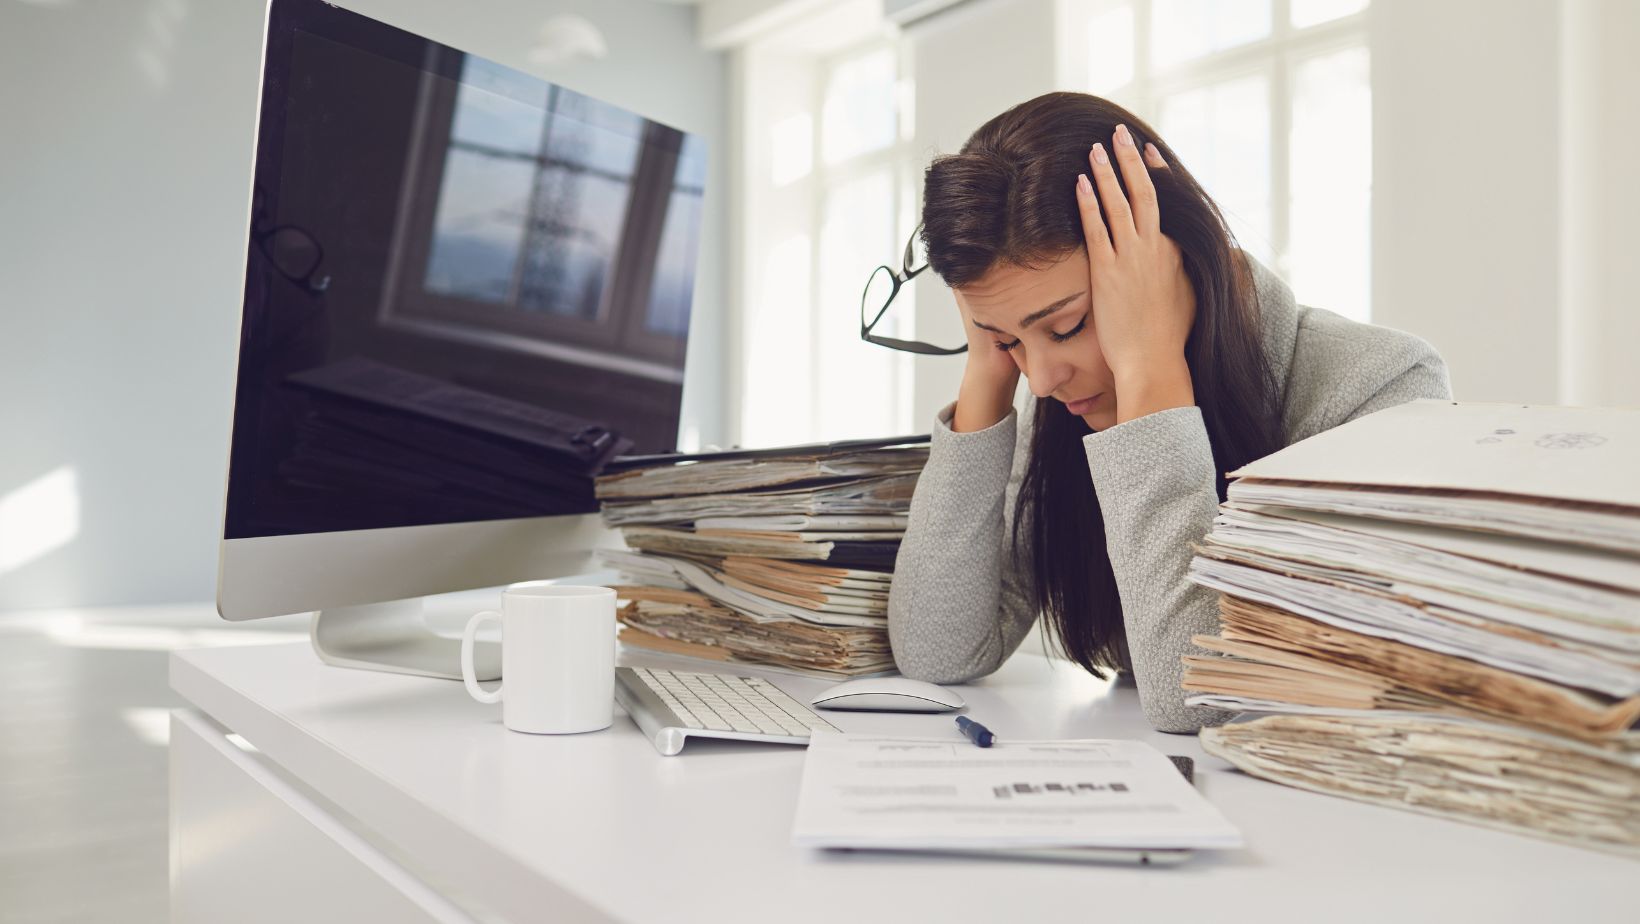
[882,92,1451,734]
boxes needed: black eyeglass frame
[858,224,968,356]
[250,186,333,295]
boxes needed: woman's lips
[1063,394,1103,415]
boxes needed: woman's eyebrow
[970,293,1083,333]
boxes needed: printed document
[791,733,1242,850]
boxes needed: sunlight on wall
[134,0,188,89]
[0,466,81,574]
[129,709,264,750]
[771,113,814,186]
[742,233,813,447]
[1085,4,1135,93]
[122,706,173,747]
[45,621,307,652]
[528,14,609,67]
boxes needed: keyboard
[614,666,841,756]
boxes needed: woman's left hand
[1075,125,1197,424]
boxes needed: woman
[884,91,1451,734]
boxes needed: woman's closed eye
[993,314,1088,352]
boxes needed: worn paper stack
[1182,401,1640,855]
[593,439,929,678]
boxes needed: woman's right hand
[952,299,1021,432]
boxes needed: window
[739,34,917,448]
[1060,0,1372,320]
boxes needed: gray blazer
[886,254,1452,733]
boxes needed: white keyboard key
[749,715,785,735]
[620,667,843,753]
[668,705,704,729]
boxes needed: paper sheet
[791,733,1242,851]
[1210,506,1640,630]
[595,446,929,500]
[695,514,910,532]
[1229,400,1640,508]
[1226,481,1640,553]
[1229,503,1640,595]
[598,474,921,527]
[1188,557,1640,696]
[1199,713,1640,857]
[1184,699,1640,768]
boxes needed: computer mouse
[810,677,965,713]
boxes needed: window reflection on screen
[424,58,643,318]
[645,133,705,337]
[423,58,537,303]
[522,87,642,320]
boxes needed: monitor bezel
[217,0,645,621]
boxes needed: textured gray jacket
[886,254,1452,734]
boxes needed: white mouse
[810,677,965,713]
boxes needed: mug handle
[461,610,503,704]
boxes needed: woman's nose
[1025,352,1072,399]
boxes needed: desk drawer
[169,708,477,924]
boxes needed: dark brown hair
[920,91,1284,677]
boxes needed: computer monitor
[218,0,705,679]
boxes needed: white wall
[1370,0,1563,404]
[1373,0,1640,407]
[1559,0,1640,407]
[0,0,726,611]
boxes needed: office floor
[0,606,308,924]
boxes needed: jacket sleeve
[1342,354,1454,422]
[1082,406,1229,733]
[1085,353,1454,734]
[887,399,1040,683]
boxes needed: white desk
[169,641,1631,924]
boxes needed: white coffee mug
[460,584,617,734]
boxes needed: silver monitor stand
[311,599,500,681]
[220,515,620,681]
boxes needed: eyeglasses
[859,223,968,356]
[251,187,332,295]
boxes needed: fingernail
[1145,141,1165,164]
[1116,124,1134,147]
[1077,173,1091,195]
[1092,143,1108,165]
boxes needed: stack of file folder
[593,437,931,678]
[1182,401,1640,855]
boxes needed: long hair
[920,91,1284,676]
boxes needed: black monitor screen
[225,0,702,539]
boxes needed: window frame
[796,35,919,440]
[1060,0,1370,290]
